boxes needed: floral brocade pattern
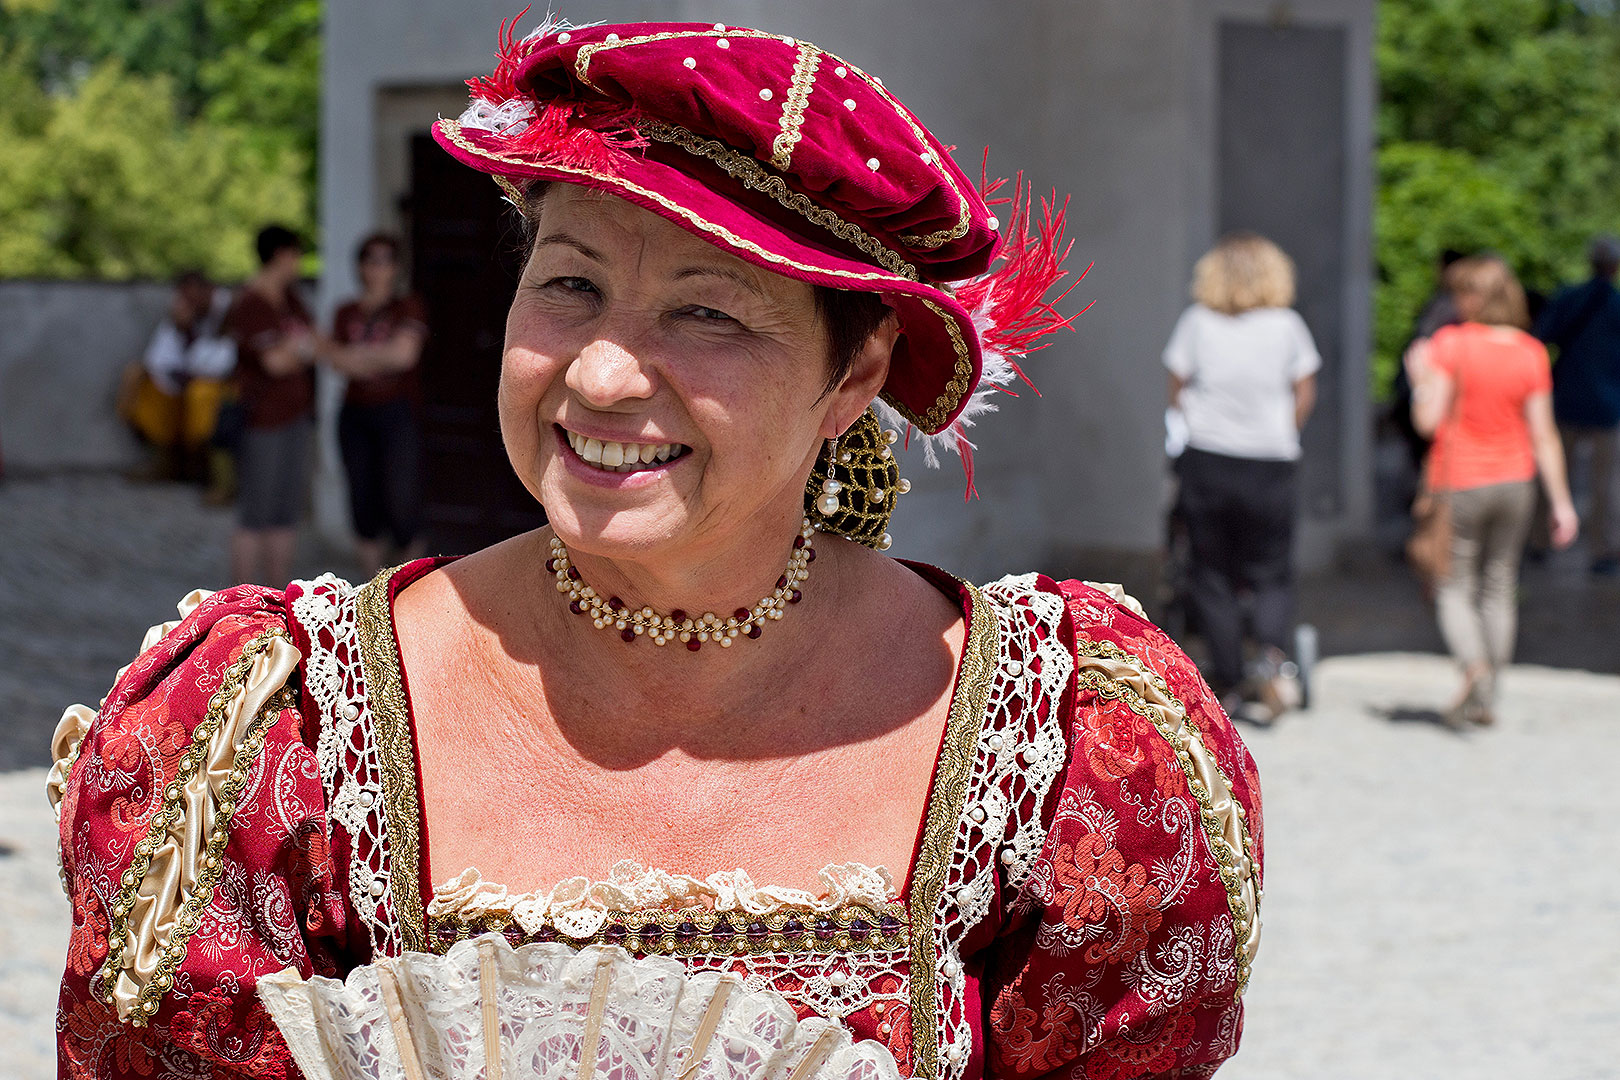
[55,586,348,1080]
[54,568,1260,1080]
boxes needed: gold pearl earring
[805,408,905,550]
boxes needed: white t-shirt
[1162,303,1321,461]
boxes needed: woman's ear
[824,307,900,437]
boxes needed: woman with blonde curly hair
[1165,232,1321,717]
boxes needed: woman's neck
[526,520,867,704]
[359,286,393,312]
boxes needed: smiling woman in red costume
[51,15,1262,1080]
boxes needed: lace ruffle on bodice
[429,862,899,940]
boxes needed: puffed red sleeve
[984,581,1262,1080]
[49,585,352,1080]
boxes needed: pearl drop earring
[816,432,845,517]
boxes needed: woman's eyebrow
[533,233,603,260]
[672,265,767,298]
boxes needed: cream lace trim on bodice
[429,862,899,941]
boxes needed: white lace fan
[258,935,902,1080]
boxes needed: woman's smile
[553,423,693,484]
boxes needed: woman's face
[359,243,399,296]
[501,185,853,560]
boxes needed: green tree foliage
[1377,0,1620,397]
[0,0,318,280]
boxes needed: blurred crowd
[1161,231,1618,728]
[120,225,429,585]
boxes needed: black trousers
[338,399,423,548]
[1177,448,1298,693]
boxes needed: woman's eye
[682,305,736,323]
[543,276,599,295]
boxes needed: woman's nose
[566,337,657,405]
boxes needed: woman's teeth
[565,430,687,472]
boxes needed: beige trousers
[1436,480,1537,702]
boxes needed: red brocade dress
[50,562,1263,1080]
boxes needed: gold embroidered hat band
[433,14,1085,495]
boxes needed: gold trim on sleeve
[356,568,429,954]
[1072,636,1261,996]
[96,630,299,1024]
[906,581,997,1080]
[769,45,822,172]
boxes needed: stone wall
[0,281,170,473]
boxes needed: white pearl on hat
[835,66,848,77]
[875,76,885,86]
[717,38,730,49]
[605,33,620,43]
[920,151,934,164]
[784,36,796,45]
[988,215,1000,230]
[714,23,727,31]
[683,57,696,69]
[866,157,880,171]
[844,98,856,110]
[759,88,774,101]
[557,32,571,44]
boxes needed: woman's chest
[412,694,947,896]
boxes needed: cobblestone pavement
[2,473,1617,1079]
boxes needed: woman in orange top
[1408,255,1578,725]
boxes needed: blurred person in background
[321,232,429,575]
[123,270,236,490]
[1390,248,1466,476]
[1164,232,1320,720]
[1408,255,1579,726]
[1533,235,1620,575]
[223,224,316,585]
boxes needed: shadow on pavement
[1366,703,1453,730]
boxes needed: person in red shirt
[320,233,429,575]
[222,225,317,585]
[1407,254,1578,725]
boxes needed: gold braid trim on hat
[639,120,920,281]
[439,120,906,287]
[880,298,974,436]
[569,27,972,255]
[769,44,822,172]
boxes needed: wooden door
[408,132,547,554]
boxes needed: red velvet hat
[434,14,1081,491]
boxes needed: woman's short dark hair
[255,225,301,266]
[518,181,889,393]
[814,287,890,395]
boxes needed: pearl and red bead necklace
[546,518,817,651]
